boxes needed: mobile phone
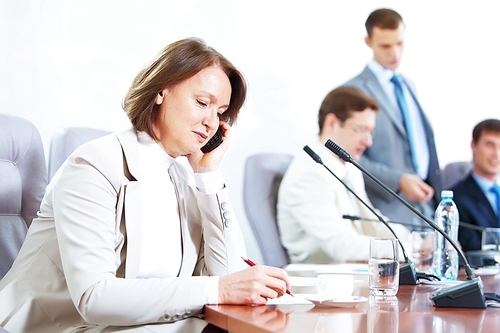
[200,128,223,153]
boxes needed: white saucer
[305,295,367,308]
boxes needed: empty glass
[481,228,500,251]
[410,230,435,274]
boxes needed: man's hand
[399,173,434,202]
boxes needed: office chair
[243,153,293,267]
[442,161,472,190]
[48,126,112,179]
[0,114,48,279]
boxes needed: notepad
[285,263,369,275]
[266,293,315,305]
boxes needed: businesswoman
[0,38,290,333]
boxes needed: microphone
[303,145,418,285]
[324,139,486,309]
[459,221,488,231]
[342,214,426,230]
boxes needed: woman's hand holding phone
[187,120,230,173]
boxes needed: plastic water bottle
[433,190,459,280]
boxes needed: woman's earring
[155,91,163,104]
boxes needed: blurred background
[1,0,497,262]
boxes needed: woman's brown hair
[123,38,247,141]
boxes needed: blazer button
[223,211,230,218]
[221,202,228,210]
[224,219,232,228]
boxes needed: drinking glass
[410,230,435,273]
[368,238,399,297]
[481,228,500,251]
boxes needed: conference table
[204,264,500,332]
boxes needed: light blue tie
[490,184,500,223]
[390,74,419,173]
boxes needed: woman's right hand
[218,265,291,305]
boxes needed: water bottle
[433,190,459,280]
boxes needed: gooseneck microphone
[342,214,425,230]
[303,145,418,285]
[325,139,487,309]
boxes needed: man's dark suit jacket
[452,173,500,252]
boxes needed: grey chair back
[442,161,472,190]
[48,126,112,179]
[243,153,292,267]
[0,114,47,278]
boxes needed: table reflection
[368,296,398,333]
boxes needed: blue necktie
[490,184,500,223]
[390,74,419,173]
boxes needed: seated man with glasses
[277,86,411,263]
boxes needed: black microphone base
[399,262,418,285]
[430,277,486,308]
[466,250,500,268]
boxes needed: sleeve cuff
[194,169,224,194]
[205,276,219,305]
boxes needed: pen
[241,257,294,297]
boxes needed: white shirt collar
[367,59,398,84]
[136,131,175,169]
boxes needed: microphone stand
[303,145,418,285]
[342,214,428,230]
[325,139,486,309]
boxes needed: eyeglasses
[343,121,374,137]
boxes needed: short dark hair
[123,37,247,141]
[365,8,403,37]
[318,86,379,132]
[472,118,500,143]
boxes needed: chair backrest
[243,153,293,267]
[48,126,112,179]
[0,114,48,278]
[442,161,472,190]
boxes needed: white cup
[314,274,354,299]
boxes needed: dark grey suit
[344,66,442,228]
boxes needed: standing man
[344,8,441,228]
[277,86,410,264]
[452,119,500,252]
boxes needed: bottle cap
[441,190,454,198]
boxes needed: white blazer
[277,140,410,264]
[0,128,247,333]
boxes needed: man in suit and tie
[344,8,442,229]
[452,119,500,252]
